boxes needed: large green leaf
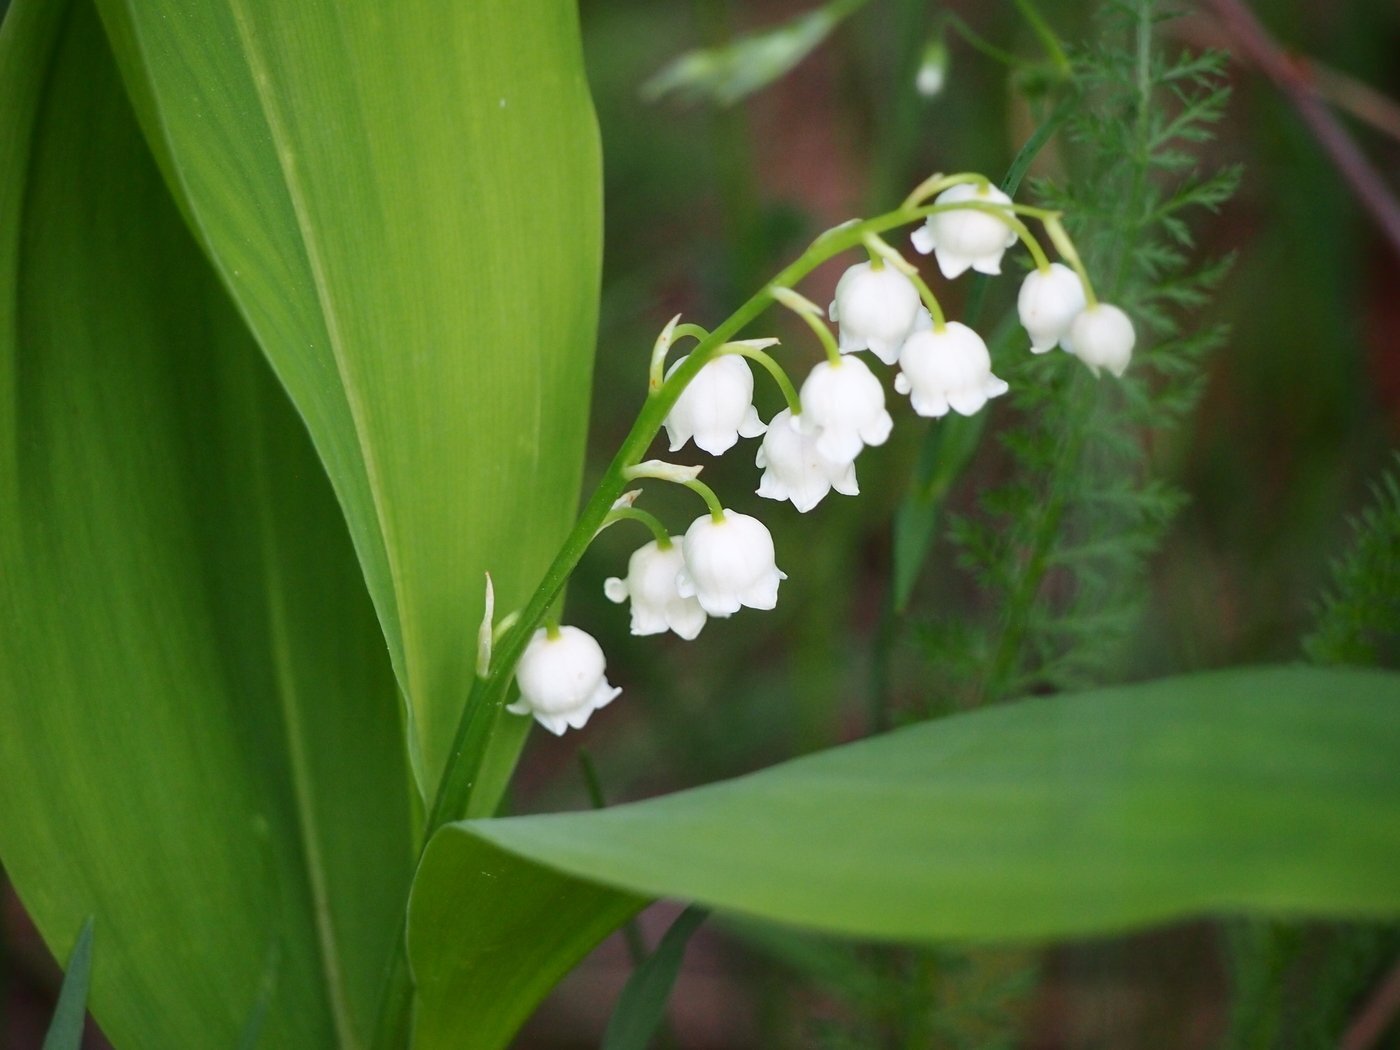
[92,0,604,796]
[0,1,412,1046]
[409,667,1400,1047]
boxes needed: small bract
[1066,303,1135,377]
[604,539,706,640]
[828,261,922,366]
[507,626,621,736]
[910,182,1018,280]
[1017,262,1086,354]
[756,408,859,513]
[677,510,787,617]
[895,321,1009,418]
[663,354,766,456]
[797,356,893,465]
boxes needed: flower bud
[1017,263,1086,354]
[604,540,706,640]
[894,322,1009,418]
[828,261,923,366]
[756,408,859,513]
[1065,303,1135,377]
[663,355,766,456]
[677,510,786,617]
[797,356,893,465]
[910,183,1018,280]
[507,626,621,736]
[915,35,949,98]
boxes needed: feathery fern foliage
[919,0,1239,710]
[1303,454,1400,669]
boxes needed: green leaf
[407,833,646,1050]
[643,0,864,107]
[91,0,604,798]
[0,1,412,1046]
[42,917,94,1050]
[601,906,708,1050]
[410,667,1400,1047]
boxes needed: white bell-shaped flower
[663,354,766,456]
[910,183,1018,279]
[797,356,894,465]
[677,510,786,617]
[827,261,922,366]
[1065,303,1135,377]
[507,626,621,736]
[756,408,859,513]
[1017,263,1086,354]
[604,540,706,640]
[895,321,1009,418]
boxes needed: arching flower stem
[719,340,803,417]
[901,170,991,210]
[648,316,711,392]
[1041,214,1099,308]
[861,232,948,331]
[598,506,674,548]
[682,478,727,523]
[771,286,843,365]
[907,271,948,332]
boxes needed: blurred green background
[4,0,1398,1045]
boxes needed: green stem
[774,290,842,365]
[649,319,708,392]
[905,270,947,330]
[901,170,988,210]
[942,11,1020,68]
[944,200,1054,271]
[672,323,709,344]
[1011,0,1071,77]
[720,342,802,417]
[1042,214,1098,306]
[682,478,726,522]
[599,506,674,548]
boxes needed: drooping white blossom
[663,354,766,456]
[797,356,893,465]
[894,321,1009,418]
[828,261,923,366]
[677,510,786,617]
[507,626,621,736]
[1017,262,1086,354]
[910,182,1018,280]
[1065,303,1135,377]
[756,408,858,513]
[604,539,706,640]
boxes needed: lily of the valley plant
[2,3,1396,1050]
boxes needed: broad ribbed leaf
[0,2,412,1046]
[409,667,1400,1047]
[92,0,604,796]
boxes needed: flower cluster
[501,174,1136,735]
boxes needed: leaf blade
[0,1,413,1044]
[409,666,1400,1047]
[41,917,94,1050]
[93,0,605,797]
[601,907,708,1050]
